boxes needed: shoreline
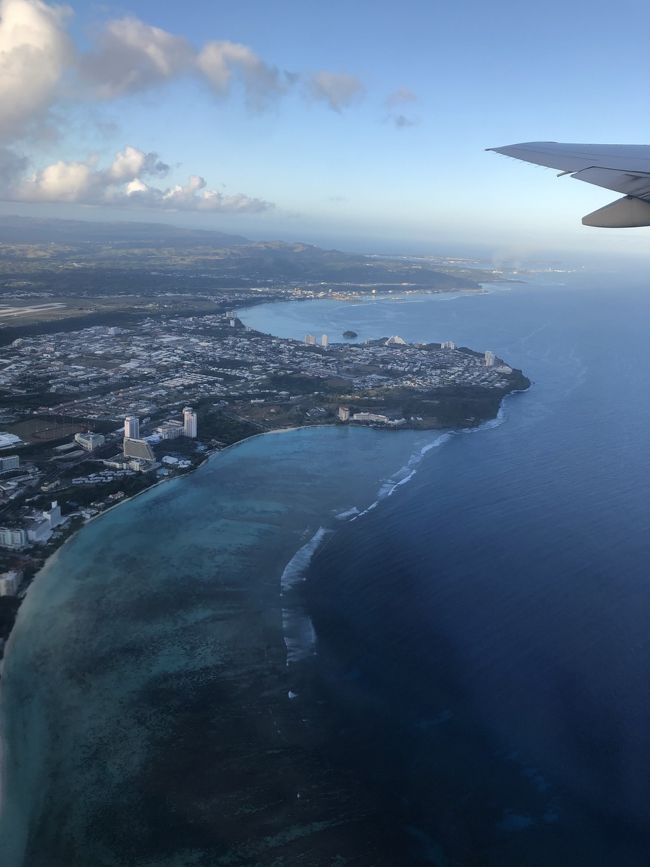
[0,386,529,865]
[0,379,529,670]
[0,288,531,860]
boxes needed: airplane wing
[487,142,650,227]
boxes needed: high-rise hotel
[124,415,140,439]
[183,407,197,438]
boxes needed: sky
[2,0,650,262]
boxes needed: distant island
[343,330,358,338]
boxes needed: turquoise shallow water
[0,424,442,865]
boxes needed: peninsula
[0,218,529,655]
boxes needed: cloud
[0,0,73,140]
[78,16,193,99]
[127,174,271,212]
[393,114,417,128]
[307,71,365,112]
[108,145,169,181]
[385,87,417,109]
[0,3,366,128]
[8,145,272,212]
[0,3,379,215]
[0,147,28,197]
[385,87,418,128]
[79,18,294,110]
[197,40,290,110]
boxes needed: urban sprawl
[0,304,527,653]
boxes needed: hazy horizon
[0,0,649,265]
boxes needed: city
[0,304,527,651]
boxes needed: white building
[304,334,316,346]
[351,412,390,424]
[0,570,22,596]
[0,454,19,471]
[385,335,407,346]
[321,334,329,348]
[75,432,105,451]
[0,527,27,549]
[27,519,51,544]
[441,340,457,350]
[484,351,496,367]
[124,415,140,439]
[128,458,156,473]
[156,420,184,440]
[183,407,197,438]
[44,500,62,529]
[338,405,350,422]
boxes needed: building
[304,334,316,346]
[484,351,496,367]
[0,527,27,549]
[128,458,157,473]
[385,335,407,346]
[27,519,51,544]
[124,415,140,440]
[44,500,62,529]
[123,438,155,461]
[183,407,197,438]
[0,454,19,472]
[0,570,22,596]
[338,405,350,422]
[0,432,22,450]
[441,340,457,350]
[321,334,329,348]
[75,431,106,451]
[351,412,404,426]
[103,456,130,470]
[156,420,184,440]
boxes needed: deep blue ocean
[3,273,650,865]
[244,275,650,865]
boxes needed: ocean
[2,273,650,865]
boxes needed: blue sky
[3,0,650,261]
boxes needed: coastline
[0,421,470,866]
[0,370,531,671]
[0,285,532,864]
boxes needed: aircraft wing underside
[488,141,650,227]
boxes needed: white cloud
[0,0,72,139]
[78,16,193,99]
[197,40,289,109]
[307,71,365,112]
[385,87,418,128]
[108,145,168,181]
[9,145,272,212]
[19,158,94,201]
[0,3,380,215]
[385,87,417,109]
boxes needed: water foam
[281,527,330,665]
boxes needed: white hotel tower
[124,415,140,439]
[183,407,198,438]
